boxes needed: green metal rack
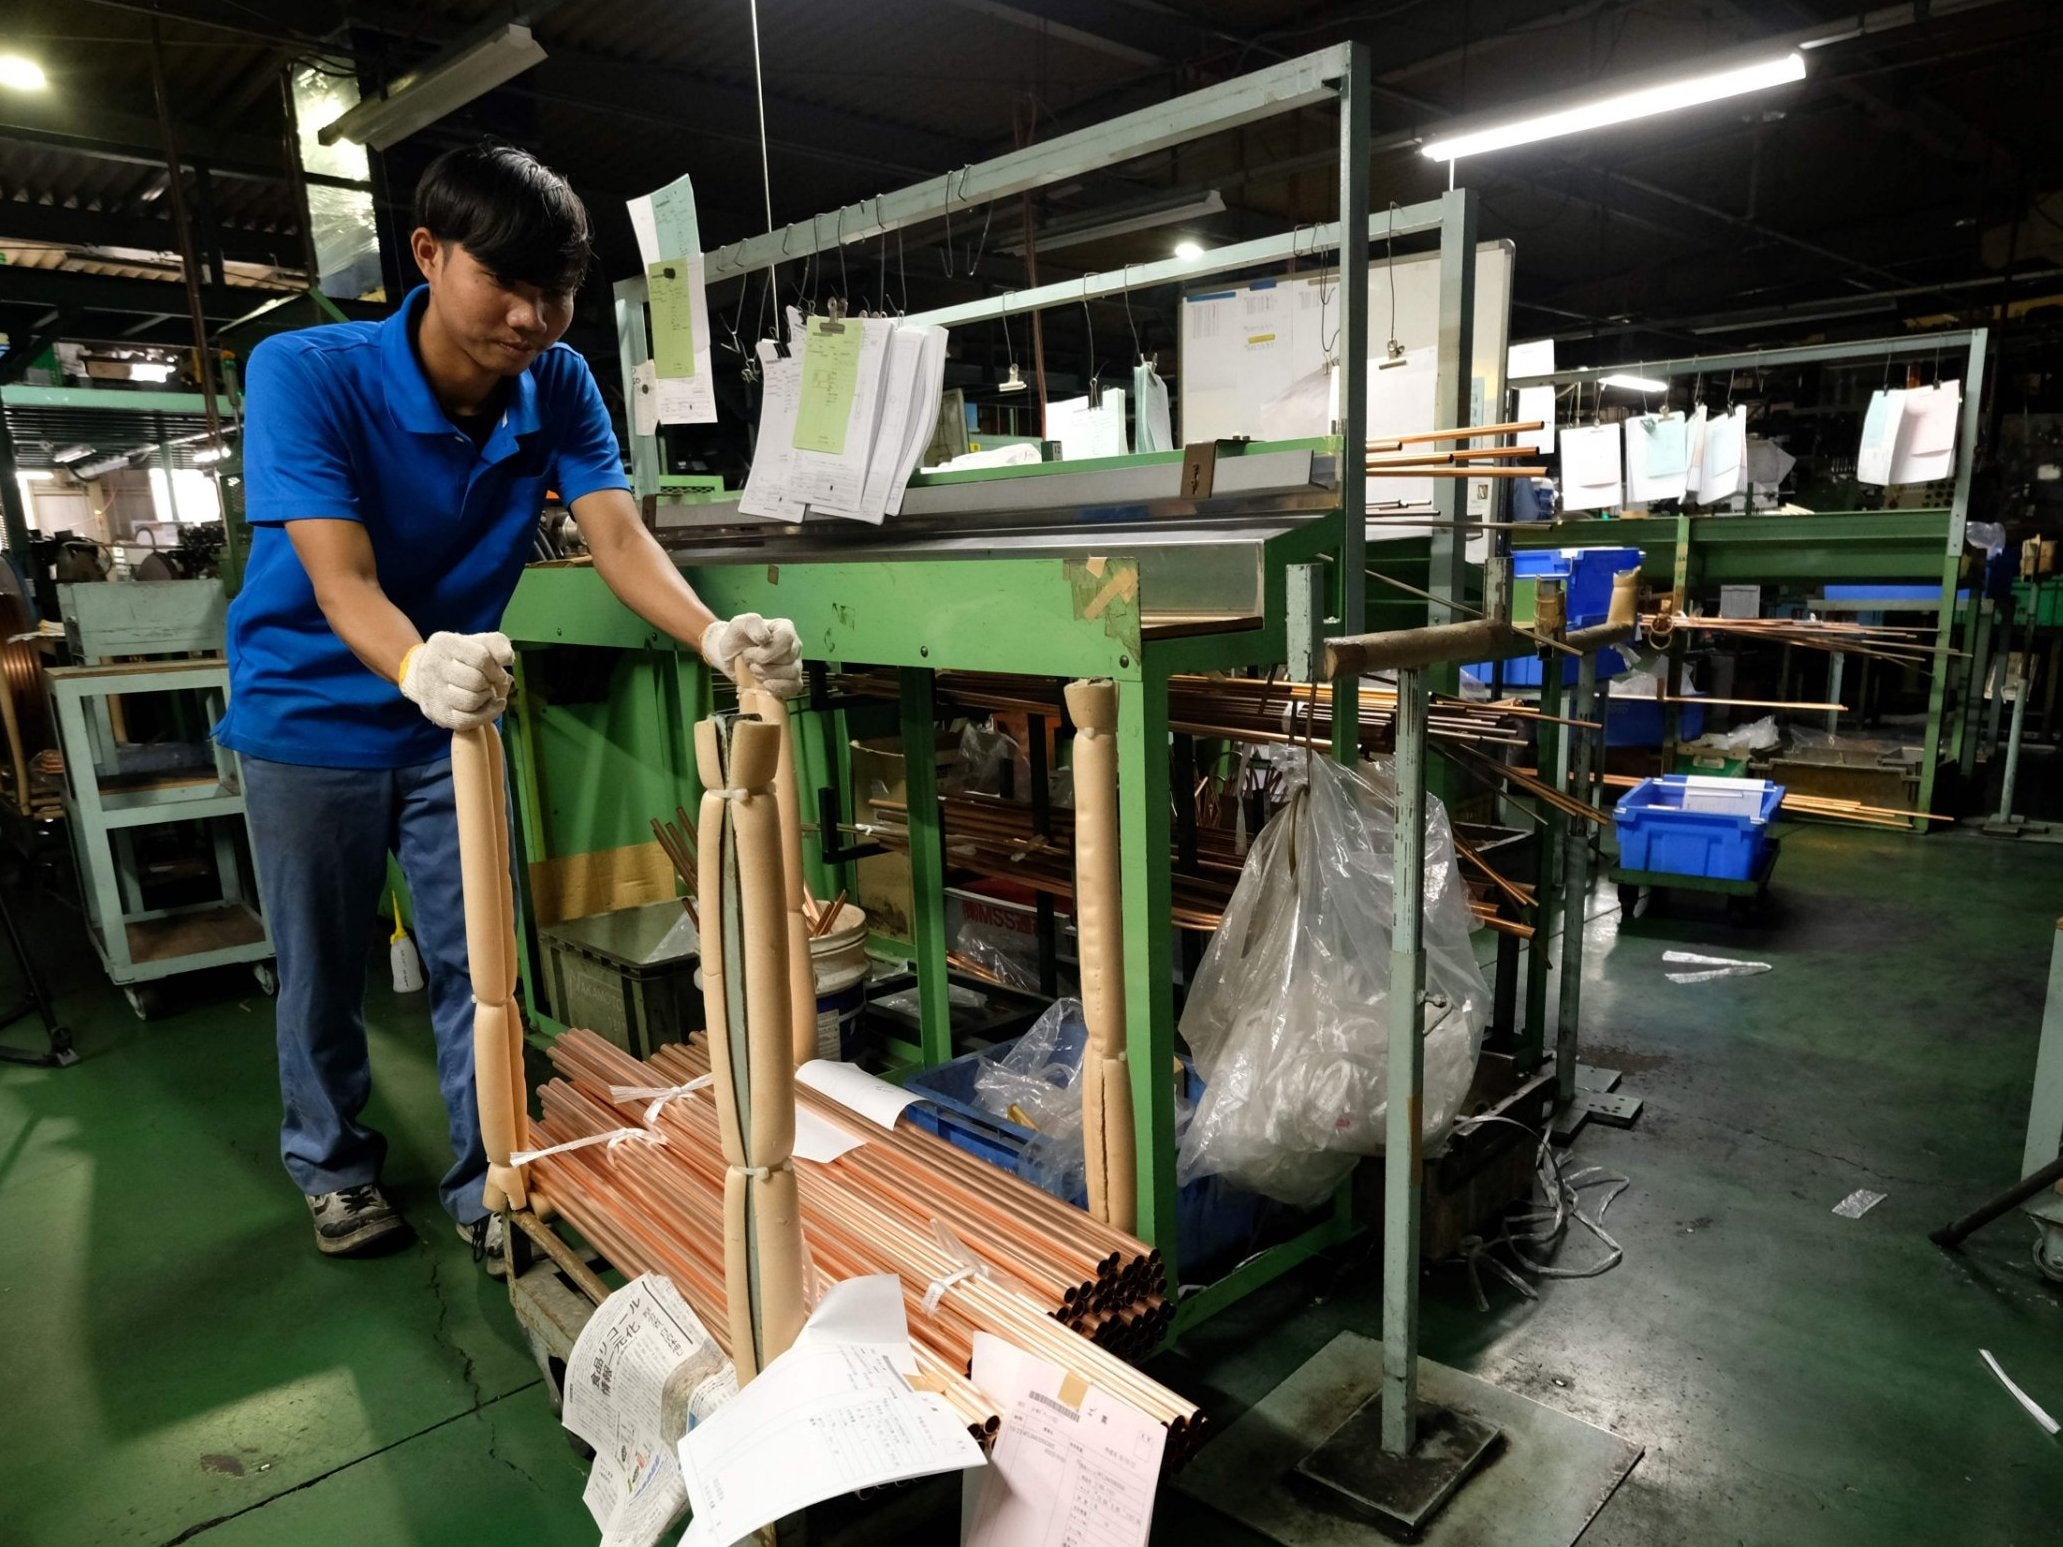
[1509,330,1990,830]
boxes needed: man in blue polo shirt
[217,143,801,1269]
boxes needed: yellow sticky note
[792,317,862,455]
[647,261,697,379]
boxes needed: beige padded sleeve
[452,725,527,1212]
[695,714,806,1381]
[1063,679,1136,1232]
[741,685,819,1068]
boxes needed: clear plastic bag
[973,999,1192,1203]
[945,719,1020,797]
[1176,753,1489,1208]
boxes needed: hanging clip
[818,295,847,335]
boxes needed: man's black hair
[414,142,593,295]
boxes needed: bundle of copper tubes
[525,1027,1207,1468]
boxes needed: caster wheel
[252,962,279,996]
[124,984,166,1020]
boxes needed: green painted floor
[4,825,2063,1544]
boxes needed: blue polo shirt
[215,286,630,769]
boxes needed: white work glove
[701,613,804,699]
[398,630,515,730]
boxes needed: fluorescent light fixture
[1173,240,1205,262]
[74,452,142,480]
[0,55,47,92]
[127,361,175,383]
[1421,52,1805,162]
[193,443,231,465]
[1600,373,1668,393]
[51,444,96,466]
[1000,190,1225,256]
[320,23,545,151]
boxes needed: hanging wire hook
[967,191,996,277]
[835,204,849,306]
[940,167,963,277]
[1121,263,1142,363]
[1081,284,1098,398]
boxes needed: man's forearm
[584,509,719,649]
[315,575,424,682]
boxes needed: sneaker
[306,1184,408,1256]
[461,1213,508,1278]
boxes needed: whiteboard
[1178,240,1515,511]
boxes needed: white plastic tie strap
[708,787,756,802]
[729,1163,773,1183]
[609,1075,712,1124]
[510,1127,664,1168]
[921,1218,990,1314]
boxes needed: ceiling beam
[0,96,338,187]
[926,0,1174,66]
[0,267,380,326]
[0,201,301,271]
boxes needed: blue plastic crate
[902,1034,1275,1279]
[1603,695,1705,747]
[1470,646,1633,689]
[1613,775,1784,880]
[1466,546,1645,684]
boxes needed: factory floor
[3,825,2062,1546]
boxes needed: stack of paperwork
[740,308,950,524]
[627,174,716,427]
[1857,380,1961,486]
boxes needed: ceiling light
[193,443,231,465]
[1421,52,1805,162]
[1173,240,1205,262]
[51,444,96,466]
[1600,374,1669,393]
[127,361,175,383]
[320,23,545,151]
[0,55,47,92]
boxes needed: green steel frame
[1510,330,1990,831]
[503,44,1513,1353]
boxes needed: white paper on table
[1697,405,1748,503]
[1856,389,1904,486]
[797,1058,920,1130]
[564,1275,731,1547]
[1888,380,1960,484]
[792,1103,866,1164]
[788,316,895,518]
[631,360,660,438]
[1134,363,1173,453]
[1516,384,1556,455]
[963,1387,1167,1547]
[675,1276,985,1547]
[738,341,805,522]
[1624,412,1689,502]
[1557,423,1622,512]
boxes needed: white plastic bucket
[809,903,870,1060]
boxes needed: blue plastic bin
[1466,546,1644,683]
[1613,775,1784,880]
[1604,695,1705,747]
[902,1034,1275,1279]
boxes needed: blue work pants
[242,754,489,1225]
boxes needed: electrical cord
[1445,1112,1629,1310]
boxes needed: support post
[1556,653,1599,1109]
[1522,661,1564,1071]
[899,668,952,1068]
[1381,666,1429,1455]
[1329,43,1370,762]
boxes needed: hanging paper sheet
[1558,423,1623,512]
